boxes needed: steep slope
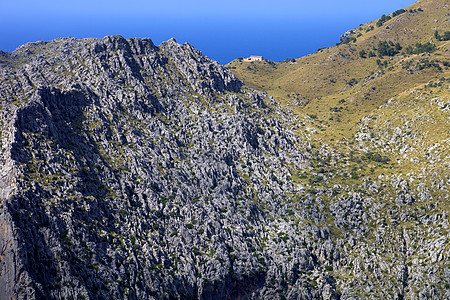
[226,0,450,298]
[228,0,449,140]
[0,36,338,299]
[0,27,448,300]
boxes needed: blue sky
[0,0,415,64]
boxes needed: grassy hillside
[227,0,449,142]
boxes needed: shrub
[434,30,450,41]
[192,247,200,255]
[392,9,406,17]
[377,41,400,57]
[365,151,389,163]
[405,42,436,54]
[346,78,358,86]
[308,175,323,185]
[415,42,436,53]
[359,50,367,58]
[350,171,359,179]
[376,14,391,27]
[415,59,441,71]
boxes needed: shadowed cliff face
[7,88,113,298]
[0,34,448,300]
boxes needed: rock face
[0,36,324,299]
[0,36,448,300]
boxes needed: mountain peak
[1,1,449,299]
[0,37,303,298]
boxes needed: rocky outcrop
[0,36,448,300]
[0,36,333,299]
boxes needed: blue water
[0,9,410,64]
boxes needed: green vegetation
[359,50,367,58]
[376,14,391,27]
[392,9,406,17]
[404,42,436,54]
[434,30,450,41]
[364,151,389,164]
[376,59,388,68]
[367,51,376,57]
[376,41,402,57]
[227,0,449,146]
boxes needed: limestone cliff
[0,35,448,300]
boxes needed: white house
[244,55,264,62]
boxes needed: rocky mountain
[0,1,449,299]
[0,36,333,299]
[226,0,450,298]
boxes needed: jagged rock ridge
[1,34,448,300]
[0,36,337,299]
